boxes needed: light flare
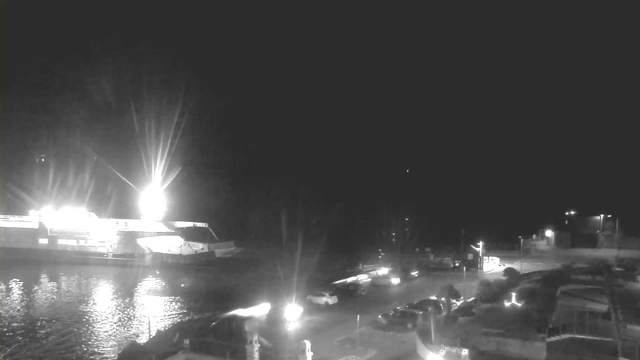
[229,303,271,317]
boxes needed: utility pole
[520,237,524,272]
[356,314,360,360]
[615,218,620,269]
[460,228,465,254]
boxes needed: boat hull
[0,246,147,266]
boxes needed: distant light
[406,169,409,173]
[405,217,409,221]
[392,233,395,236]
[411,271,419,276]
[378,268,390,275]
[600,214,605,217]
[140,182,167,221]
[284,304,303,323]
[607,215,612,218]
[545,229,554,237]
[570,210,576,215]
[391,277,401,285]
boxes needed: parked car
[306,291,338,306]
[371,274,401,286]
[377,309,420,329]
[333,283,366,298]
[404,299,443,315]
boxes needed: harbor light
[139,182,167,221]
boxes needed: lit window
[39,238,48,244]
[59,239,67,245]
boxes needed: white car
[306,291,338,306]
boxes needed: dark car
[404,299,443,316]
[377,309,420,329]
[210,314,248,341]
[400,266,420,281]
[333,283,366,298]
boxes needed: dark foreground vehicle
[404,299,443,315]
[333,283,366,299]
[377,309,420,329]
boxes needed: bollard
[245,319,260,360]
[298,340,312,360]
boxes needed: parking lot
[266,269,494,360]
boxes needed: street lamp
[284,303,303,331]
[470,241,483,271]
[564,209,576,225]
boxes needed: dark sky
[1,3,637,246]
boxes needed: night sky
[1,3,637,250]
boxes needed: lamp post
[565,210,576,247]
[470,241,483,271]
[599,214,604,232]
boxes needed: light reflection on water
[0,263,191,360]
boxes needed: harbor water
[0,260,271,360]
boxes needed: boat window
[177,227,216,243]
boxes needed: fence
[547,310,616,342]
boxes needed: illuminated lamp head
[139,182,167,221]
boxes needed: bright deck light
[391,277,401,285]
[139,183,166,220]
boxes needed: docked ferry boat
[0,207,241,266]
